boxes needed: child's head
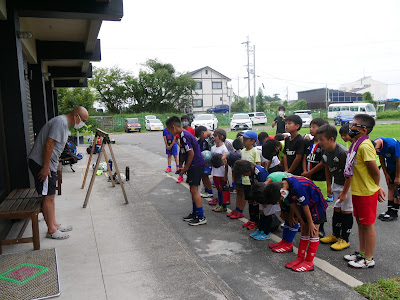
[213,128,226,144]
[285,115,302,133]
[339,123,351,142]
[180,115,190,128]
[166,116,182,135]
[251,182,267,204]
[316,124,337,150]
[274,133,285,141]
[262,139,281,160]
[309,118,328,137]
[349,114,375,139]
[242,130,257,149]
[373,138,383,153]
[211,153,223,168]
[233,160,253,182]
[263,181,283,205]
[257,132,269,145]
[232,138,244,150]
[195,125,208,139]
[278,106,286,116]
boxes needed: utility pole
[286,86,288,102]
[237,76,240,100]
[253,45,256,112]
[242,36,251,112]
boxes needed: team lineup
[161,107,399,273]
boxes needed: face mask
[279,111,284,116]
[74,115,85,129]
[280,189,289,199]
[348,128,360,138]
[182,121,188,127]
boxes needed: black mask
[348,128,360,138]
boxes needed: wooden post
[83,142,104,208]
[82,135,98,189]
[102,148,115,187]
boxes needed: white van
[327,103,376,119]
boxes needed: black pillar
[0,4,31,189]
[29,63,48,136]
[53,89,59,116]
[45,81,54,119]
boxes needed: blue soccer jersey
[284,176,328,222]
[163,128,174,145]
[199,139,209,152]
[250,165,269,184]
[375,137,400,171]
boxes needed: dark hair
[181,115,190,122]
[232,138,244,150]
[233,160,253,182]
[274,133,285,141]
[211,153,223,168]
[251,182,267,204]
[263,182,283,205]
[285,114,302,131]
[310,118,329,127]
[195,125,207,138]
[316,124,337,141]
[278,106,285,111]
[339,123,350,135]
[166,116,181,127]
[258,132,269,142]
[370,139,376,148]
[354,114,375,134]
[262,139,281,160]
[213,128,226,142]
[236,131,245,138]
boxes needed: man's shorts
[352,191,378,225]
[186,165,204,186]
[203,165,212,175]
[28,159,57,196]
[213,176,226,192]
[332,182,353,212]
[387,168,396,184]
[166,144,178,156]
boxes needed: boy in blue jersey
[195,126,214,198]
[374,137,400,221]
[163,128,179,173]
[166,116,207,226]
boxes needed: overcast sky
[94,0,400,100]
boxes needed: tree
[57,87,97,115]
[363,91,377,107]
[230,95,249,112]
[288,99,308,111]
[256,88,266,112]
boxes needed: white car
[145,119,164,131]
[248,112,267,125]
[295,112,312,128]
[145,115,156,121]
[230,113,252,131]
[191,114,218,130]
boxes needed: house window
[212,82,222,89]
[195,82,202,90]
[205,70,208,75]
[193,99,203,107]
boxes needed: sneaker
[381,213,398,222]
[176,167,180,172]
[176,176,184,183]
[253,231,271,241]
[230,211,244,219]
[227,210,236,217]
[272,242,293,253]
[269,240,285,249]
[285,257,304,269]
[183,213,196,222]
[348,258,375,268]
[208,198,218,206]
[378,211,388,220]
[292,261,314,272]
[165,167,172,173]
[280,222,285,229]
[213,205,227,212]
[250,229,261,238]
[230,187,237,194]
[320,234,339,244]
[247,222,257,230]
[330,239,350,251]
[188,216,207,226]
[242,221,252,228]
[344,251,363,262]
[326,196,334,202]
[200,191,214,198]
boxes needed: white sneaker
[348,258,375,268]
[344,251,362,262]
[200,192,213,198]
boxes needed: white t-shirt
[259,203,281,216]
[211,144,228,177]
[256,145,280,169]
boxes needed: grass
[355,277,400,300]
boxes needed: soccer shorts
[28,159,57,196]
[332,182,353,212]
[186,165,204,186]
[352,191,379,225]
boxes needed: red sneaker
[269,240,285,249]
[247,222,257,230]
[227,210,236,217]
[176,167,180,172]
[230,211,244,219]
[292,261,314,272]
[272,242,293,253]
[242,221,251,228]
[285,257,304,269]
[165,167,172,173]
[176,176,184,183]
[208,198,218,206]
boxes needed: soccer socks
[192,202,196,214]
[341,213,353,242]
[286,223,299,243]
[392,203,399,217]
[237,208,244,214]
[282,221,290,241]
[196,206,204,218]
[298,236,310,259]
[305,237,319,263]
[205,188,213,194]
[387,200,394,213]
[217,191,223,206]
[332,211,343,239]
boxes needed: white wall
[340,77,388,101]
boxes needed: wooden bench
[0,189,42,254]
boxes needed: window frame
[212,82,222,89]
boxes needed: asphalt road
[111,131,400,298]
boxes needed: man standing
[28,106,89,239]
[272,106,286,134]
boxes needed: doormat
[0,248,60,300]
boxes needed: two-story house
[188,66,231,112]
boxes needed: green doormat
[0,248,60,300]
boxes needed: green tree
[231,95,249,112]
[256,88,266,112]
[57,87,97,115]
[288,99,308,111]
[363,91,377,107]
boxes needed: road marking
[166,173,363,288]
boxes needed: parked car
[295,112,312,128]
[145,115,156,120]
[186,113,200,125]
[145,119,164,131]
[191,114,218,130]
[206,104,230,114]
[248,112,267,125]
[334,111,356,126]
[125,118,141,133]
[230,113,252,131]
[294,109,312,115]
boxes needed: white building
[188,66,231,112]
[339,76,388,101]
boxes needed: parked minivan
[327,103,376,119]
